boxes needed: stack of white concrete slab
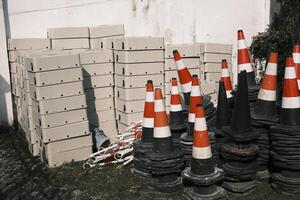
[200,43,233,82]
[80,50,117,140]
[17,50,59,156]
[164,44,202,107]
[89,24,125,50]
[25,53,92,168]
[200,43,233,104]
[7,38,51,155]
[114,37,164,130]
[47,27,90,50]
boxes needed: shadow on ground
[0,128,300,200]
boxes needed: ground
[1,128,300,200]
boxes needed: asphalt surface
[1,127,300,200]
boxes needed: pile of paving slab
[132,29,300,198]
[8,24,232,168]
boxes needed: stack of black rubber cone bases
[210,81,231,166]
[251,52,279,181]
[220,70,259,196]
[169,78,187,147]
[147,88,185,193]
[270,57,300,196]
[182,105,225,200]
[133,80,155,178]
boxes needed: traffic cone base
[182,166,224,185]
[222,180,256,195]
[222,160,257,180]
[148,175,183,193]
[220,142,259,160]
[183,184,226,200]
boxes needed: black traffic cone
[223,70,259,142]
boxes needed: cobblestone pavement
[1,128,300,200]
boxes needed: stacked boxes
[114,37,164,130]
[164,44,202,108]
[25,53,92,167]
[200,43,233,104]
[89,24,125,50]
[47,27,90,50]
[7,38,51,155]
[79,50,117,140]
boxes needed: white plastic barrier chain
[83,121,142,169]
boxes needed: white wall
[2,0,270,125]
[0,1,13,126]
[6,0,270,74]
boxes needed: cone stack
[182,105,225,199]
[270,57,300,195]
[147,88,184,193]
[133,80,155,177]
[251,52,279,181]
[220,71,259,195]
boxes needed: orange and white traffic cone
[141,80,155,144]
[191,106,213,174]
[173,50,192,107]
[280,57,300,126]
[169,78,186,144]
[221,59,233,100]
[181,75,203,140]
[221,71,259,194]
[188,75,203,133]
[293,44,300,91]
[237,30,257,87]
[152,88,174,153]
[253,52,278,122]
[182,105,225,199]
